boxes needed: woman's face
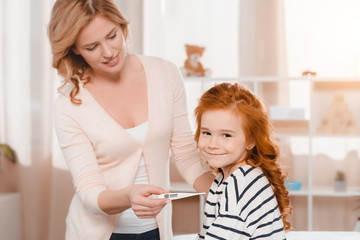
[73,15,126,76]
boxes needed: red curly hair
[194,82,292,231]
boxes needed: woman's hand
[129,184,170,219]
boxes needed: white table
[286,231,360,240]
[0,192,22,240]
[174,231,360,240]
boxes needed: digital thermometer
[149,192,206,200]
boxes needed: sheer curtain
[1,0,56,239]
[239,0,287,76]
[238,0,288,105]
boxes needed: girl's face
[198,109,253,177]
[73,15,126,76]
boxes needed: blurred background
[1,0,360,239]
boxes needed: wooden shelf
[272,120,309,135]
[312,134,360,138]
[275,134,360,138]
[171,184,360,197]
[275,134,309,138]
[289,190,309,196]
[311,187,360,197]
[314,81,360,90]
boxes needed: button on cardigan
[54,55,208,240]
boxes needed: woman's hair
[48,0,129,104]
[194,82,292,231]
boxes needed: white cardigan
[54,55,207,240]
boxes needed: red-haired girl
[195,83,291,239]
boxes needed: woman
[48,0,213,239]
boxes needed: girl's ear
[246,142,255,151]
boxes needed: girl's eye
[223,134,232,138]
[201,131,211,136]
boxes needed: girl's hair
[194,82,292,231]
[48,0,129,104]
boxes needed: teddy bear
[180,44,211,77]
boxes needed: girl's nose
[208,136,219,149]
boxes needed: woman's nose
[102,43,113,58]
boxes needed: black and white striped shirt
[198,165,286,240]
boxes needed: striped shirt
[198,165,286,240]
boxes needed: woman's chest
[74,94,173,157]
[86,81,149,129]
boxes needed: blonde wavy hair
[48,0,129,104]
[194,82,292,231]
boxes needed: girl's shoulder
[231,165,269,185]
[233,164,261,177]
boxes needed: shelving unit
[178,76,360,231]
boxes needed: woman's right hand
[129,184,170,219]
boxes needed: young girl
[195,83,291,239]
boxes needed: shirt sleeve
[203,212,251,240]
[54,96,108,215]
[201,184,251,240]
[168,63,209,186]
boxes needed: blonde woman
[48,0,213,239]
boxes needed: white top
[113,122,158,233]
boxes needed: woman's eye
[109,33,117,39]
[87,45,97,51]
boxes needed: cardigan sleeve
[54,95,108,215]
[168,63,208,186]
